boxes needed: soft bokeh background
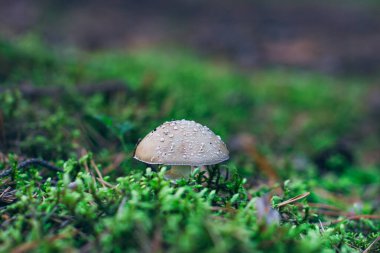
[1,0,380,74]
[0,1,379,252]
[1,0,379,167]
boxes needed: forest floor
[0,34,379,252]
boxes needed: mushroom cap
[134,120,229,166]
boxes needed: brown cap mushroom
[134,120,229,179]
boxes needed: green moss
[0,36,379,252]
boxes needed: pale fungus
[134,120,229,180]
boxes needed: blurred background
[1,2,379,251]
[0,0,379,175]
[1,0,380,74]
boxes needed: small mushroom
[134,120,229,180]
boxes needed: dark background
[1,0,380,75]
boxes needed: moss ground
[0,35,379,252]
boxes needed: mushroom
[134,120,229,180]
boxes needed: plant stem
[164,165,192,180]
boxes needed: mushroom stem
[164,165,193,180]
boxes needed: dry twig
[277,192,310,207]
[322,215,380,226]
[363,236,380,253]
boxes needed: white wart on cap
[134,120,229,166]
